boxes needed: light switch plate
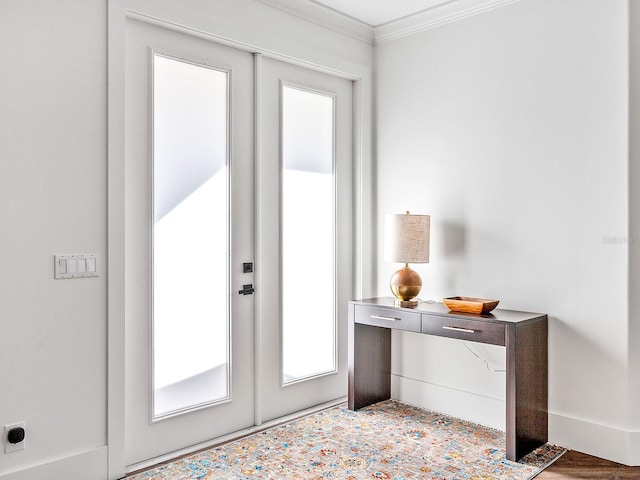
[55,254,99,279]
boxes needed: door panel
[257,57,353,422]
[125,19,254,466]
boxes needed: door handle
[238,284,255,295]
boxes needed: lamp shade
[384,213,430,264]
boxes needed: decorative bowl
[442,296,499,314]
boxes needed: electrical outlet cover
[5,422,25,453]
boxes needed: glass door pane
[152,54,229,417]
[281,85,336,384]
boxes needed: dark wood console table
[348,297,548,461]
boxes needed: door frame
[107,1,372,478]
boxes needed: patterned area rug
[127,400,565,479]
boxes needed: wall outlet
[4,422,25,453]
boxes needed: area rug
[126,400,565,479]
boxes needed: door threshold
[126,396,347,476]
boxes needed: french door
[124,17,352,468]
[257,56,352,422]
[125,18,255,466]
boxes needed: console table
[348,298,548,461]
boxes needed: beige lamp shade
[384,213,430,264]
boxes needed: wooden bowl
[442,296,499,314]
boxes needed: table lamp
[384,211,430,307]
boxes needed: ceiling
[310,0,454,27]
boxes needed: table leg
[505,318,548,461]
[348,312,391,410]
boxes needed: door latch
[238,284,254,295]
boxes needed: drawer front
[354,305,421,333]
[422,314,505,346]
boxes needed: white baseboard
[392,374,640,466]
[0,446,107,480]
[630,429,640,466]
[391,374,505,430]
[549,413,640,466]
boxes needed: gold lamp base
[390,264,422,307]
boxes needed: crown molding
[374,0,522,44]
[256,0,374,44]
[257,0,521,46]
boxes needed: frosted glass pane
[282,85,336,384]
[152,54,229,417]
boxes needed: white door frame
[107,1,372,478]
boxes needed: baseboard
[630,429,640,466]
[549,413,640,466]
[391,373,505,431]
[0,446,107,480]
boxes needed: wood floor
[537,450,640,479]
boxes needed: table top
[351,297,546,325]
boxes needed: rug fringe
[527,448,569,479]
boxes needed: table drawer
[354,305,421,333]
[422,314,505,346]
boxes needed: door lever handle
[238,284,255,295]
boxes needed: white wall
[374,0,636,464]
[0,1,108,478]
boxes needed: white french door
[125,18,255,466]
[124,16,353,469]
[257,56,353,422]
